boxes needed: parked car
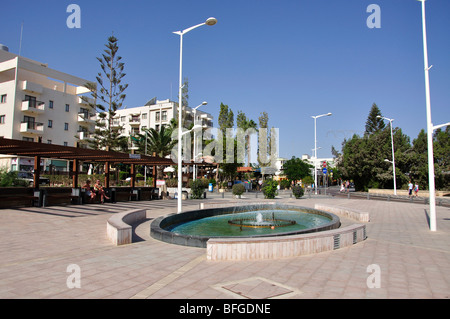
[17,172,50,187]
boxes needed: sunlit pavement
[0,192,449,299]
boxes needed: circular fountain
[150,204,340,248]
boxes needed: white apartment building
[109,98,214,142]
[0,47,95,173]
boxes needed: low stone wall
[368,189,449,198]
[206,224,366,261]
[314,203,370,222]
[106,209,147,245]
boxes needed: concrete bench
[314,203,370,222]
[207,223,367,261]
[106,209,147,245]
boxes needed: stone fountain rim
[150,203,341,248]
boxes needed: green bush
[0,169,23,187]
[119,171,128,181]
[190,179,206,199]
[292,185,304,199]
[262,179,278,199]
[232,183,245,196]
[279,179,291,190]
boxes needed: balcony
[21,81,43,94]
[77,131,93,142]
[21,100,45,114]
[78,96,95,107]
[77,112,96,126]
[20,121,44,135]
[129,117,141,126]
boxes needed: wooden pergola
[0,138,215,189]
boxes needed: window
[48,120,53,128]
[121,116,126,122]
[155,125,160,131]
[65,104,70,112]
[22,137,34,142]
[142,113,147,120]
[1,94,6,103]
[162,111,167,121]
[23,116,35,129]
[0,115,5,124]
[63,142,68,147]
[49,100,54,109]
[155,112,160,121]
[47,140,52,144]
[24,95,37,108]
[64,123,69,131]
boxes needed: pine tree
[365,103,385,135]
[83,35,129,151]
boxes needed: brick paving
[0,194,449,299]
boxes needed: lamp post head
[202,101,208,105]
[205,17,217,26]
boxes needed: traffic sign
[322,168,327,174]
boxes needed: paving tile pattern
[0,195,449,299]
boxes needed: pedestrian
[408,180,413,198]
[414,182,419,197]
[345,180,350,193]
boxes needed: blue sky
[1,0,449,159]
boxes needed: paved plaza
[0,193,449,299]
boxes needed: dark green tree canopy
[365,103,385,135]
[282,156,313,184]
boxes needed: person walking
[414,182,419,197]
[408,180,413,198]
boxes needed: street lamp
[417,1,450,231]
[377,116,397,195]
[174,17,216,214]
[192,102,207,181]
[311,113,332,195]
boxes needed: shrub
[292,185,304,199]
[0,168,22,187]
[165,178,178,187]
[232,183,245,196]
[190,179,206,199]
[119,171,128,181]
[262,179,278,199]
[279,179,291,190]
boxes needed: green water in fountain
[168,209,332,237]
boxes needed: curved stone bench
[206,223,366,261]
[106,209,147,245]
[314,203,370,222]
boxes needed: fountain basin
[150,204,340,248]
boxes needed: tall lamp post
[377,116,397,195]
[174,18,217,214]
[418,0,450,231]
[311,113,332,195]
[192,101,207,181]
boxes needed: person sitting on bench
[82,180,96,203]
[94,180,110,204]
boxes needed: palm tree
[136,125,177,179]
